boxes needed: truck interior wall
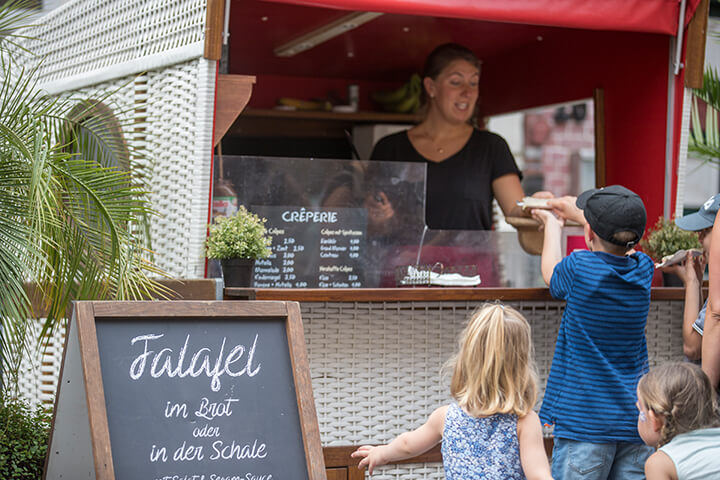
[245,74,401,111]
[229,9,673,222]
[481,29,671,224]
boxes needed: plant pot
[220,258,256,287]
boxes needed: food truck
[18,0,709,477]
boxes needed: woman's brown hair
[637,362,720,447]
[422,43,482,81]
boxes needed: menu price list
[252,206,367,288]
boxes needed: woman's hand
[364,191,395,235]
[531,191,554,199]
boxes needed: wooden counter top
[225,287,687,302]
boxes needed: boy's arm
[644,451,678,480]
[351,405,446,474]
[517,411,553,480]
[531,209,563,286]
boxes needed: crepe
[654,249,703,268]
[517,197,551,210]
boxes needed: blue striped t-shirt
[539,250,654,443]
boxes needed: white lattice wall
[10,320,67,409]
[16,0,207,93]
[13,65,217,405]
[142,59,216,278]
[50,58,216,278]
[12,0,217,278]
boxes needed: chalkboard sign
[252,206,367,288]
[44,301,325,480]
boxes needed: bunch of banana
[371,73,422,114]
[277,97,332,111]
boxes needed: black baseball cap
[576,185,647,247]
[675,193,720,231]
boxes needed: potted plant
[640,217,702,286]
[206,206,272,287]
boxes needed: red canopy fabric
[264,0,701,35]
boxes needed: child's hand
[684,251,705,284]
[531,208,563,231]
[659,251,705,285]
[657,263,683,278]
[547,196,584,225]
[351,445,387,475]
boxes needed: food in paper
[655,249,703,268]
[517,197,552,210]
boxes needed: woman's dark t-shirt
[370,129,521,230]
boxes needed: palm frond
[0,2,171,396]
[689,68,720,164]
[0,0,38,55]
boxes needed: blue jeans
[551,437,654,480]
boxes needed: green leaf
[639,217,702,262]
[690,67,720,164]
[0,399,50,480]
[0,1,171,394]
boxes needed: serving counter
[226,287,686,480]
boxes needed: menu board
[44,301,325,480]
[252,206,367,288]
[97,318,306,479]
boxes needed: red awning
[264,0,701,35]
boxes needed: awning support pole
[674,0,688,75]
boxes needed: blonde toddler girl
[351,303,552,479]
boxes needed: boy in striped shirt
[531,185,655,480]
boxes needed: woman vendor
[371,43,546,230]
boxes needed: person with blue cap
[531,185,655,480]
[663,194,720,362]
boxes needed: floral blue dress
[441,402,525,479]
